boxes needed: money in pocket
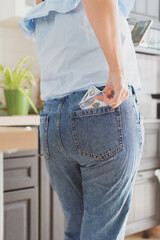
[79,86,108,110]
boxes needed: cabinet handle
[137,173,143,178]
[154,169,160,183]
[6,148,18,154]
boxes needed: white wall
[0,26,40,106]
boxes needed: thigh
[77,85,144,240]
[39,103,84,240]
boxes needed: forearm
[82,0,124,72]
[36,0,42,5]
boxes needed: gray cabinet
[125,122,160,236]
[147,0,159,20]
[139,123,160,171]
[126,170,160,235]
[133,0,147,16]
[0,152,4,240]
[4,187,38,240]
[129,0,160,34]
[4,155,38,191]
[3,127,39,240]
[131,0,160,21]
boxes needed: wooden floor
[125,232,160,240]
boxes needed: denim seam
[131,96,142,132]
[130,89,144,150]
[117,105,124,148]
[40,116,50,161]
[56,98,80,168]
[70,106,124,160]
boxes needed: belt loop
[131,85,135,94]
[128,85,133,97]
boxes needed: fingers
[109,89,123,108]
[111,88,129,108]
[95,88,129,108]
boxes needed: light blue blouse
[18,0,142,101]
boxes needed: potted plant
[0,56,38,115]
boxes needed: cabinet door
[131,0,159,21]
[4,187,38,240]
[0,152,3,240]
[4,156,38,191]
[134,0,147,15]
[125,170,160,236]
[139,123,160,171]
[147,0,159,20]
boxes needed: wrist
[109,67,125,74]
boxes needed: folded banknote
[79,85,108,110]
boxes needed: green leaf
[3,67,14,89]
[14,56,35,78]
[25,71,36,86]
[0,65,4,72]
[19,88,38,114]
[14,68,27,88]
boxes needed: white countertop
[0,115,160,126]
[0,115,40,126]
[143,118,160,123]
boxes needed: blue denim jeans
[39,84,145,240]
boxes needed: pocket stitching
[71,110,115,119]
[70,106,124,160]
[70,105,115,119]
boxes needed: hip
[39,84,144,167]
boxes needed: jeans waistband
[43,84,134,107]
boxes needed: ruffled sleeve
[18,0,81,41]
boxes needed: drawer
[126,169,160,235]
[4,156,38,191]
[139,123,160,171]
[4,187,38,240]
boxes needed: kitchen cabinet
[4,155,38,191]
[126,170,160,236]
[125,121,160,236]
[139,123,160,171]
[2,126,39,240]
[0,0,34,28]
[0,152,3,240]
[128,0,160,55]
[131,0,160,21]
[128,0,160,49]
[4,187,38,240]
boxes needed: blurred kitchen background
[0,0,160,117]
[1,0,160,240]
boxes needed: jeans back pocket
[39,114,50,161]
[70,105,124,160]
